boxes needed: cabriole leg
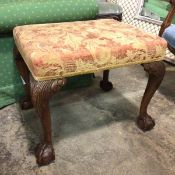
[137,61,165,131]
[30,76,66,166]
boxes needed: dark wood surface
[30,75,66,166]
[137,62,165,131]
[14,47,66,166]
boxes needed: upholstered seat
[13,19,167,81]
[162,24,175,48]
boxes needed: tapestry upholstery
[14,19,167,81]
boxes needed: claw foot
[100,81,113,92]
[137,114,155,132]
[35,143,55,166]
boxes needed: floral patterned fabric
[13,19,167,81]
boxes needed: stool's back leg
[30,76,66,166]
[13,46,32,109]
[100,70,113,92]
[137,61,165,131]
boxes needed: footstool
[13,19,167,166]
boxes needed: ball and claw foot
[100,80,113,92]
[35,143,55,166]
[137,114,155,132]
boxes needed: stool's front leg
[30,76,66,166]
[100,70,113,91]
[137,61,165,131]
